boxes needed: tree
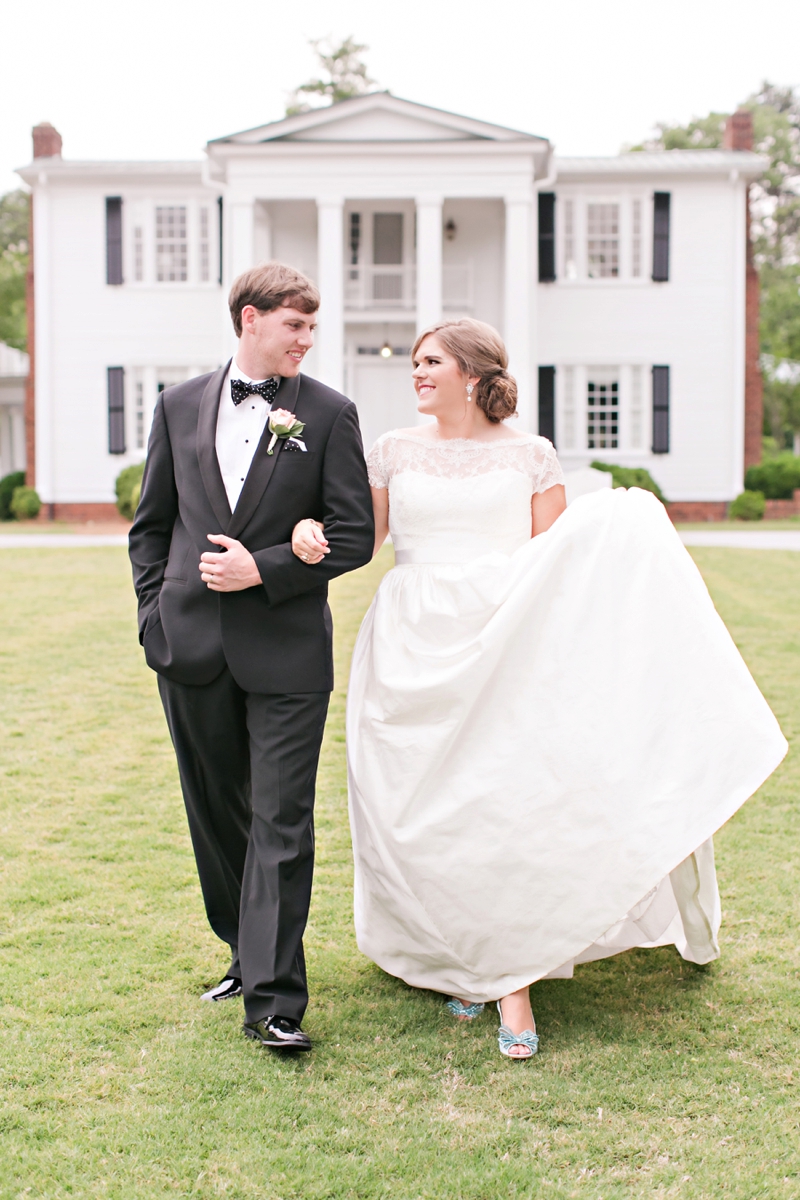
[286,36,377,116]
[632,83,800,450]
[0,189,29,352]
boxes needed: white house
[0,342,28,479]
[16,95,766,519]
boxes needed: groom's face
[241,303,317,378]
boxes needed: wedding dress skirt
[347,435,786,1003]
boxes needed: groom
[129,262,374,1051]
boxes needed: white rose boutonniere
[267,408,306,455]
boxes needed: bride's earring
[466,384,474,401]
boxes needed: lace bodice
[367,431,564,565]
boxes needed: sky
[3,0,800,195]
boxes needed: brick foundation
[666,501,729,523]
[764,491,800,519]
[38,503,128,523]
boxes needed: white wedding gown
[346,431,787,1004]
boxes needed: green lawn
[1,545,799,1199]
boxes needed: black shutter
[538,366,556,444]
[538,193,556,282]
[106,197,123,285]
[652,192,670,282]
[108,367,126,454]
[217,196,223,285]
[652,365,670,453]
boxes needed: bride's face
[412,336,475,416]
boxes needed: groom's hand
[200,535,262,592]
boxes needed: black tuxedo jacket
[129,363,374,693]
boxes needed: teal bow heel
[496,1001,539,1059]
[446,998,485,1021]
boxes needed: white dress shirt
[215,358,279,511]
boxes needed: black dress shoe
[243,1015,312,1051]
[201,976,242,1002]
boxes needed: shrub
[0,470,26,520]
[590,461,667,505]
[10,485,41,520]
[744,453,800,499]
[116,462,145,519]
[730,490,766,521]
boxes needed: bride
[291,318,786,1061]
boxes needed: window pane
[156,206,188,282]
[587,203,619,279]
[587,369,619,449]
[199,207,210,283]
[373,213,403,264]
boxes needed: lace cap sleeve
[366,433,392,488]
[530,437,565,494]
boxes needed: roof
[555,150,769,180]
[16,160,204,185]
[207,92,549,147]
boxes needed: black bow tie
[230,377,279,407]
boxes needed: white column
[229,200,255,281]
[504,194,534,431]
[34,176,54,503]
[415,196,443,334]
[316,198,345,392]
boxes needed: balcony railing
[344,262,474,313]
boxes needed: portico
[205,93,552,442]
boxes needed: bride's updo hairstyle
[412,319,518,424]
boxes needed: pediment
[209,92,546,147]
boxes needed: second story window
[156,206,188,282]
[587,204,619,278]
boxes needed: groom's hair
[229,262,320,336]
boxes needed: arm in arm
[253,402,375,608]
[531,484,566,537]
[128,398,178,642]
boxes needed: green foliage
[10,485,41,520]
[729,489,766,520]
[763,370,800,445]
[0,189,29,352]
[1,546,799,1196]
[590,460,667,504]
[115,461,144,519]
[630,112,728,152]
[286,36,377,116]
[744,452,800,498]
[0,469,25,520]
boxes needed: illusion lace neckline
[386,431,537,450]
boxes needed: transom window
[587,204,619,278]
[156,206,188,282]
[587,371,619,449]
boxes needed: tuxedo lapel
[197,362,232,530]
[226,372,302,541]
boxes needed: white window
[631,200,642,279]
[156,206,188,282]
[563,199,576,279]
[587,204,619,279]
[133,225,144,282]
[587,368,619,449]
[561,366,576,449]
[199,207,211,283]
[630,365,644,449]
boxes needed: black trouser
[158,668,329,1023]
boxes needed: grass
[0,545,799,1199]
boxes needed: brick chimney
[32,122,62,159]
[723,109,754,152]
